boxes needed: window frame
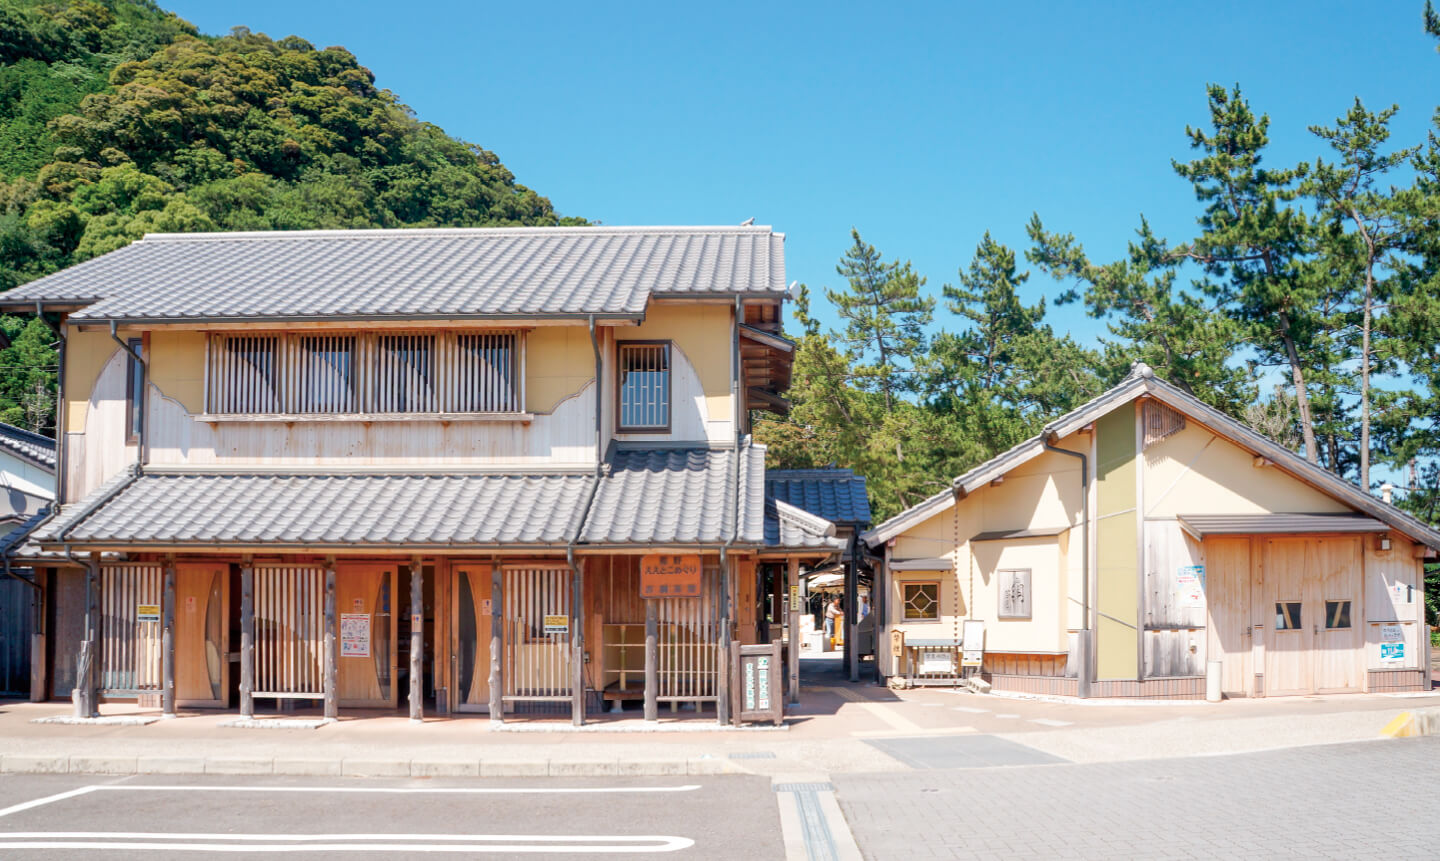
[203,329,527,418]
[124,336,144,443]
[615,339,672,433]
[900,580,941,623]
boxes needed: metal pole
[644,599,658,721]
[409,558,423,723]
[323,561,337,721]
[787,557,800,705]
[239,560,254,719]
[488,564,502,723]
[161,558,175,717]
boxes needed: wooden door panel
[452,565,492,711]
[1263,538,1313,695]
[336,564,397,708]
[1314,538,1363,692]
[175,563,229,707]
[1204,538,1251,696]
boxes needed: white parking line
[1028,718,1073,727]
[0,835,693,853]
[0,786,100,820]
[994,714,1020,719]
[89,784,701,796]
[950,706,987,714]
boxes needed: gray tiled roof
[0,423,56,470]
[764,468,871,526]
[33,472,594,547]
[581,445,766,545]
[765,499,843,551]
[0,226,787,322]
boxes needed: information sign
[340,613,370,658]
[136,604,160,623]
[640,554,702,598]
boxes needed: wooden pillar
[239,559,254,719]
[408,558,423,722]
[323,560,337,721]
[845,535,859,683]
[161,557,176,717]
[787,557,800,704]
[488,564,502,722]
[717,553,732,726]
[644,599,658,721]
[76,555,100,718]
[570,562,584,726]
[29,574,46,703]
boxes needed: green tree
[1172,84,1321,463]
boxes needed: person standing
[824,597,842,645]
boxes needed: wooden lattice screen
[100,564,164,695]
[253,566,325,698]
[656,563,721,702]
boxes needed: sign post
[732,639,784,726]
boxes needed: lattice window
[293,334,357,414]
[1143,400,1186,448]
[618,341,670,431]
[454,332,518,413]
[374,333,436,413]
[902,582,940,621]
[208,334,281,413]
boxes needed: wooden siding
[981,653,1067,677]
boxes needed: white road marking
[0,836,693,853]
[0,786,99,819]
[994,714,1020,719]
[950,706,988,714]
[1028,718,1073,727]
[90,784,701,795]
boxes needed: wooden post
[571,558,585,727]
[408,558,423,722]
[239,559,254,719]
[161,557,176,717]
[323,560,337,721]
[845,535,859,683]
[643,599,658,721]
[488,564,502,722]
[787,557,800,705]
[717,554,732,726]
[76,555,100,718]
[30,574,45,703]
[770,638,783,726]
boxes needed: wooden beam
[488,564,502,722]
[787,557,800,706]
[239,558,254,718]
[409,557,423,722]
[162,557,176,717]
[323,560,337,721]
[644,599,658,722]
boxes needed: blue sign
[1380,643,1405,663]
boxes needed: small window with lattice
[902,582,940,621]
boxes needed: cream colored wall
[1143,421,1349,516]
[65,328,124,433]
[615,302,733,444]
[148,331,205,413]
[527,326,594,414]
[1362,533,1424,671]
[886,441,1087,663]
[66,345,138,499]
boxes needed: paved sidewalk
[2,654,1435,779]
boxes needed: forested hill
[0,0,581,428]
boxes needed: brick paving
[834,736,1440,860]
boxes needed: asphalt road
[0,773,783,859]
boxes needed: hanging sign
[340,613,371,658]
[543,614,570,635]
[136,604,160,623]
[640,554,702,598]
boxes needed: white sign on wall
[1177,565,1206,608]
[340,613,371,658]
[1380,624,1404,644]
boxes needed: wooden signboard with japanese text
[640,554,702,599]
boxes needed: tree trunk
[1277,311,1319,464]
[1359,265,1373,492]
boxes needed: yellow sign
[640,554,702,598]
[543,614,569,634]
[136,604,160,623]
[790,583,799,604]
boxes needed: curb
[1380,707,1440,739]
[0,753,745,779]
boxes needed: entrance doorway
[336,563,398,709]
[1262,537,1363,695]
[175,562,229,707]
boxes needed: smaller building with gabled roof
[863,363,1438,699]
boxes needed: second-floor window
[125,337,144,442]
[205,330,522,416]
[617,341,670,432]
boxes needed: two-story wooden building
[2,225,843,724]
[865,364,1439,699]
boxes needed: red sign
[640,554,702,598]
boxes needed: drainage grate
[773,782,835,793]
[729,752,777,760]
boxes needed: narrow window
[454,332,518,412]
[1275,601,1302,631]
[902,582,939,621]
[374,333,436,413]
[124,337,143,441]
[1324,600,1351,630]
[208,334,280,414]
[296,334,356,414]
[618,342,670,431]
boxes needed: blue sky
[164,1,1440,345]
